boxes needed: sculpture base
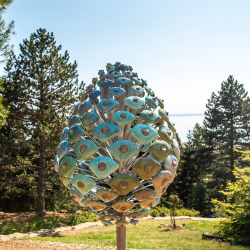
[116,225,126,250]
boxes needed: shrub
[150,207,199,217]
[213,153,250,246]
[0,212,97,235]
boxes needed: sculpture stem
[116,214,126,250]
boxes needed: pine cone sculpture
[55,62,182,227]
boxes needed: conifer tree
[162,124,213,216]
[0,0,14,127]
[0,0,14,62]
[0,28,81,217]
[204,75,250,199]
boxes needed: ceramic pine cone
[55,62,182,227]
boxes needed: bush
[175,208,200,217]
[213,153,250,246]
[0,212,97,235]
[150,207,200,217]
[150,207,170,217]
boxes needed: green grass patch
[25,219,250,249]
[0,212,97,235]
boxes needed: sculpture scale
[55,62,181,250]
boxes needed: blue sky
[1,0,250,139]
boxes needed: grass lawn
[24,219,250,250]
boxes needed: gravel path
[0,240,117,250]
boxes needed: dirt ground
[0,211,75,224]
[0,240,117,250]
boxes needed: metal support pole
[116,214,126,250]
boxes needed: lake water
[169,114,205,142]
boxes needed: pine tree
[162,123,213,216]
[204,75,250,199]
[0,28,81,217]
[0,0,14,127]
[0,0,14,62]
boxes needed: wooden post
[116,214,126,250]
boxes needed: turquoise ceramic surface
[131,86,144,95]
[71,174,96,195]
[141,142,152,152]
[172,139,180,158]
[70,188,85,201]
[140,110,159,124]
[58,140,68,159]
[74,140,99,161]
[92,123,121,142]
[67,124,84,144]
[158,109,169,122]
[98,69,105,75]
[59,156,77,177]
[132,77,143,86]
[101,219,113,226]
[152,197,161,207]
[81,112,100,127]
[130,124,158,145]
[78,101,92,116]
[100,79,113,88]
[157,97,164,109]
[141,78,148,86]
[158,126,173,144]
[112,111,135,126]
[116,77,131,85]
[130,219,139,225]
[140,208,151,218]
[168,120,176,133]
[111,71,121,78]
[89,156,119,179]
[56,61,182,227]
[106,66,115,73]
[108,140,139,162]
[68,114,80,127]
[145,86,154,96]
[89,90,101,99]
[149,140,172,162]
[97,99,119,113]
[124,96,145,109]
[109,87,126,97]
[119,64,129,71]
[145,96,158,109]
[60,127,68,141]
[123,71,133,78]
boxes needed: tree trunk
[116,214,126,250]
[37,154,46,218]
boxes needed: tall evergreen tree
[162,123,213,216]
[0,0,14,127]
[0,28,81,217]
[204,75,250,199]
[0,0,14,62]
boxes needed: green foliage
[204,75,250,199]
[0,212,97,235]
[0,0,14,63]
[31,220,235,250]
[150,206,200,217]
[213,151,250,245]
[163,124,214,216]
[0,77,8,127]
[0,28,82,216]
[164,76,250,217]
